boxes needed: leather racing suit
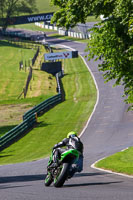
[52,135,84,172]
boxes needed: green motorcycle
[44,148,79,187]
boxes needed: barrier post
[35,112,38,122]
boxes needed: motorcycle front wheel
[54,163,70,188]
[44,172,53,186]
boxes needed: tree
[0,0,37,30]
[51,0,133,110]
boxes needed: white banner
[44,51,72,61]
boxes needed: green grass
[0,40,36,101]
[48,34,89,43]
[0,40,56,102]
[95,147,133,175]
[86,16,101,22]
[0,95,55,137]
[0,56,97,164]
[11,23,55,32]
[0,40,56,135]
[0,125,17,137]
[36,0,57,13]
[0,95,54,105]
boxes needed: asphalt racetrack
[0,36,133,200]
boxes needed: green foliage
[51,0,91,29]
[51,0,133,109]
[0,0,37,17]
[0,0,37,29]
[87,0,133,109]
[50,0,116,28]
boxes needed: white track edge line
[79,55,99,137]
[91,153,133,179]
[50,44,133,179]
[57,44,100,138]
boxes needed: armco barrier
[0,72,63,151]
[23,94,62,120]
[0,114,36,150]
[23,72,62,120]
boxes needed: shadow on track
[0,184,32,190]
[0,174,46,184]
[46,37,72,45]
[74,172,109,177]
[64,181,123,188]
[64,172,123,188]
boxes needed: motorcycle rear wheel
[54,163,70,187]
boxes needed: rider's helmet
[67,131,77,138]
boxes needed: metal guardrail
[23,73,62,121]
[23,94,62,120]
[0,72,63,151]
[0,114,36,150]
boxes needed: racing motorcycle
[44,148,79,187]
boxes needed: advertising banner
[44,51,73,61]
[0,12,53,26]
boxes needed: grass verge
[36,0,57,13]
[0,40,35,101]
[48,34,89,43]
[11,23,55,32]
[0,56,97,165]
[86,16,101,22]
[95,147,133,175]
[0,40,57,135]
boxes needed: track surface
[0,36,133,200]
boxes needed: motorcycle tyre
[44,173,53,186]
[54,163,70,188]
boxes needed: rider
[50,131,84,174]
